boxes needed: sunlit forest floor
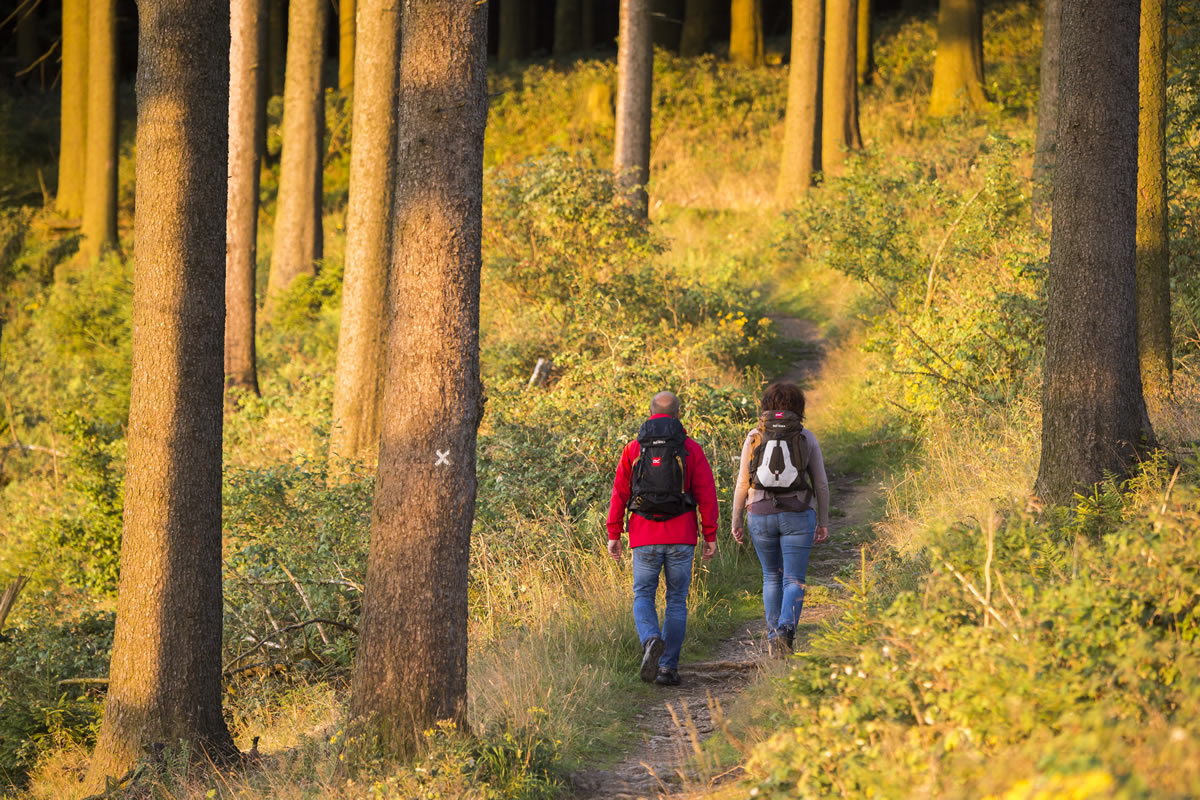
[3,2,1200,797]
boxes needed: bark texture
[729,0,763,66]
[614,0,653,218]
[330,0,400,463]
[1036,0,1150,505]
[84,0,236,787]
[679,0,715,56]
[58,0,89,219]
[498,0,528,64]
[778,0,822,202]
[821,0,860,177]
[555,0,583,56]
[929,0,987,115]
[1137,0,1171,404]
[348,0,488,751]
[81,0,118,260]
[267,0,326,312]
[226,0,266,395]
[857,0,873,84]
[340,0,356,91]
[1032,0,1060,222]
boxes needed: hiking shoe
[781,625,796,652]
[640,637,665,682]
[654,668,681,686]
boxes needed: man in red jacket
[607,391,720,686]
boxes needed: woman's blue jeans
[631,544,694,670]
[748,509,816,638]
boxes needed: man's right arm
[606,441,635,542]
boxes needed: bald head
[650,391,680,418]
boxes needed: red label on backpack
[651,457,662,466]
[774,412,784,418]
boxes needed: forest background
[1,0,1200,797]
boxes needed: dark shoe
[654,668,681,686]
[640,637,665,682]
[781,625,796,651]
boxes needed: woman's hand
[732,526,745,544]
[815,526,829,544]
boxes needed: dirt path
[567,317,877,800]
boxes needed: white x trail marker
[435,449,451,466]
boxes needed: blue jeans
[748,510,816,638]
[631,544,695,671]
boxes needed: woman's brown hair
[760,381,806,420]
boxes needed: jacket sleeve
[689,442,720,542]
[606,441,637,540]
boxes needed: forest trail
[568,316,879,800]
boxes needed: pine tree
[929,0,987,116]
[81,0,118,260]
[822,0,861,177]
[778,0,822,202]
[614,0,654,217]
[729,0,763,66]
[57,0,89,219]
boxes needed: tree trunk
[777,0,821,202]
[58,0,89,219]
[348,0,488,753]
[582,0,595,48]
[267,0,285,97]
[226,0,266,395]
[821,0,860,177]
[498,0,528,64]
[1035,0,1150,506]
[652,0,683,51]
[340,0,356,92]
[330,0,400,464]
[929,0,987,115]
[679,0,715,56]
[1032,0,1060,223]
[555,0,583,56]
[729,0,763,66]
[81,0,118,260]
[84,0,236,788]
[857,0,873,84]
[614,0,653,218]
[1137,0,1171,405]
[266,0,326,313]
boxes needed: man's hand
[702,539,717,561]
[607,538,623,561]
[815,526,829,544]
[732,526,745,544]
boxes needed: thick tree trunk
[929,0,987,115]
[58,0,89,219]
[81,0,118,260]
[614,0,653,218]
[857,0,873,84]
[84,0,236,788]
[340,0,356,91]
[777,0,821,202]
[330,0,400,464]
[821,0,860,176]
[729,0,763,66]
[348,0,488,752]
[652,0,684,51]
[226,0,266,395]
[679,0,715,56]
[1137,0,1171,406]
[266,0,326,313]
[1035,0,1150,505]
[498,0,528,64]
[1032,0,1060,223]
[267,0,285,97]
[555,0,583,56]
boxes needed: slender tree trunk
[330,0,400,464]
[266,0,326,313]
[1035,0,1150,505]
[1032,0,1060,223]
[778,0,821,202]
[84,0,236,788]
[267,0,285,97]
[821,0,860,176]
[226,0,266,395]
[615,0,653,218]
[348,0,488,752]
[555,0,583,56]
[857,0,873,84]
[58,0,89,219]
[81,0,118,260]
[729,0,763,66]
[679,0,715,56]
[929,0,987,115]
[1137,0,1171,404]
[340,0,356,91]
[498,0,528,64]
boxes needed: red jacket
[607,415,719,547]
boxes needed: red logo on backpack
[774,412,784,418]
[651,457,662,466]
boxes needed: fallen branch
[223,617,357,674]
[937,555,1019,640]
[680,660,757,672]
[924,187,984,311]
[58,677,110,687]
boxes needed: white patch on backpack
[755,440,799,487]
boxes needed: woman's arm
[731,431,756,538]
[806,431,831,531]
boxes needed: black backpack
[747,410,810,498]
[627,417,697,522]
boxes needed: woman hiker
[732,381,830,654]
